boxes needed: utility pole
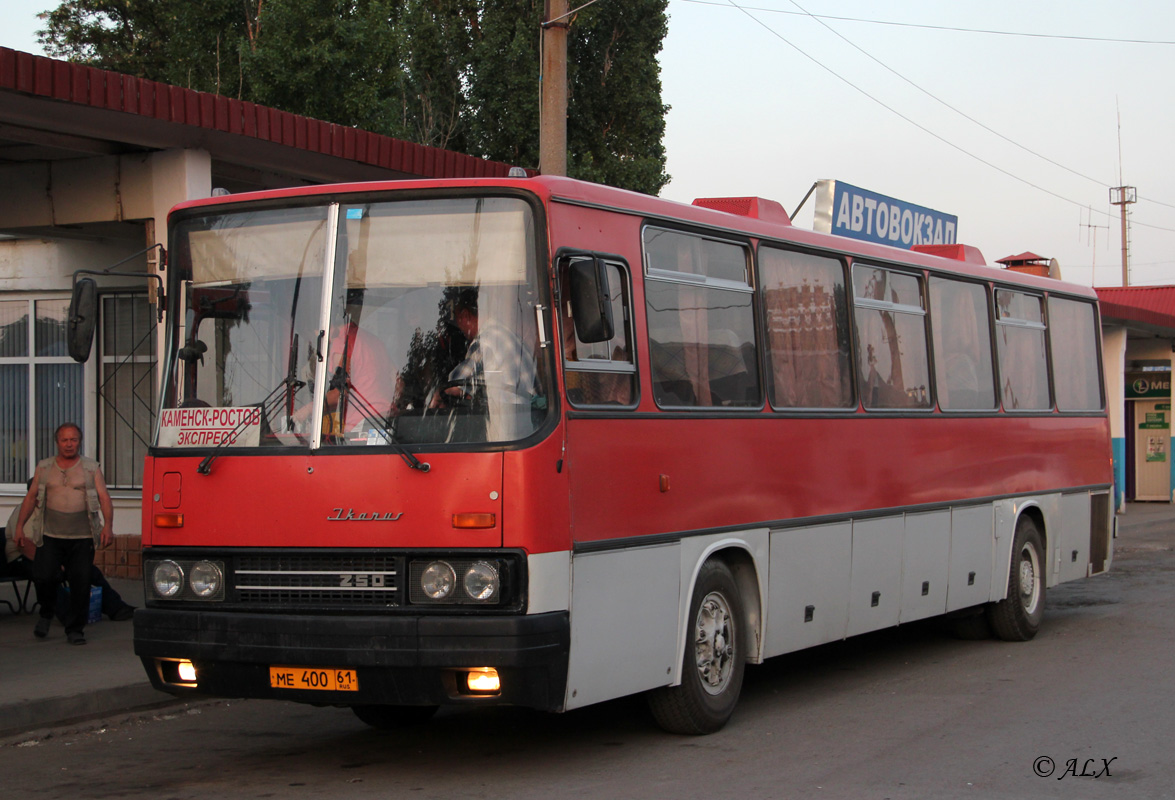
[1110,186,1136,286]
[540,0,570,177]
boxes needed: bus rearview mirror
[67,277,99,363]
[569,257,614,344]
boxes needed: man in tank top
[14,423,113,645]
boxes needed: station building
[1095,288,1175,507]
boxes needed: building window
[100,293,157,487]
[0,293,156,490]
[0,297,84,485]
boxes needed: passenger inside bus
[294,290,399,435]
[434,287,538,408]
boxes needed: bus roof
[169,174,1097,301]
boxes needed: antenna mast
[1080,206,1109,283]
[1110,101,1136,286]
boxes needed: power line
[716,1,1175,234]
[783,0,1112,188]
[779,0,1175,219]
[680,0,1175,46]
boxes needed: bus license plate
[269,666,358,692]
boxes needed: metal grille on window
[0,300,30,484]
[100,294,157,487]
[34,300,83,465]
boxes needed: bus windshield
[161,195,548,449]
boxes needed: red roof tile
[997,251,1047,264]
[0,46,512,180]
[1096,286,1175,330]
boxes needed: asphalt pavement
[1,502,1172,742]
[0,570,179,740]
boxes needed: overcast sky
[3,1,1172,288]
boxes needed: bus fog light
[153,561,184,598]
[189,561,223,598]
[421,561,456,600]
[463,561,499,601]
[178,660,197,683]
[466,668,500,694]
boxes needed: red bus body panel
[143,452,506,549]
[566,415,1111,545]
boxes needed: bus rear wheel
[648,558,745,735]
[987,516,1045,641]
[352,704,438,730]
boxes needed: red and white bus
[77,175,1112,734]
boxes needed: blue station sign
[812,180,958,251]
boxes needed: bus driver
[439,288,537,406]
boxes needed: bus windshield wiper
[197,336,306,475]
[337,381,431,473]
[331,325,429,473]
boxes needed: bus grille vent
[233,553,400,608]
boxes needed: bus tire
[647,558,745,735]
[352,704,438,730]
[987,516,1046,641]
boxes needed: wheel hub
[1018,544,1040,615]
[695,592,735,695]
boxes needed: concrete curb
[0,683,178,740]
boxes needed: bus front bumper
[134,608,570,712]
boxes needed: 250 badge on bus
[269,666,358,692]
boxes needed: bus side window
[852,265,932,410]
[928,277,997,411]
[561,260,636,407]
[995,290,1050,410]
[1047,296,1103,411]
[760,246,853,409]
[642,228,760,408]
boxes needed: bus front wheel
[987,516,1046,641]
[648,558,746,735]
[352,704,438,730]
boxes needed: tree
[564,0,670,194]
[466,0,670,194]
[465,1,542,167]
[38,0,669,194]
[39,0,253,95]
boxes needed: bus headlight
[189,561,224,598]
[463,561,499,602]
[152,560,184,598]
[421,561,456,600]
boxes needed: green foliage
[466,0,543,168]
[566,0,670,194]
[39,0,250,94]
[38,0,669,194]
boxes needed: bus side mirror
[568,257,614,344]
[67,277,99,363]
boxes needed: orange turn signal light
[452,513,496,529]
[154,513,184,528]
